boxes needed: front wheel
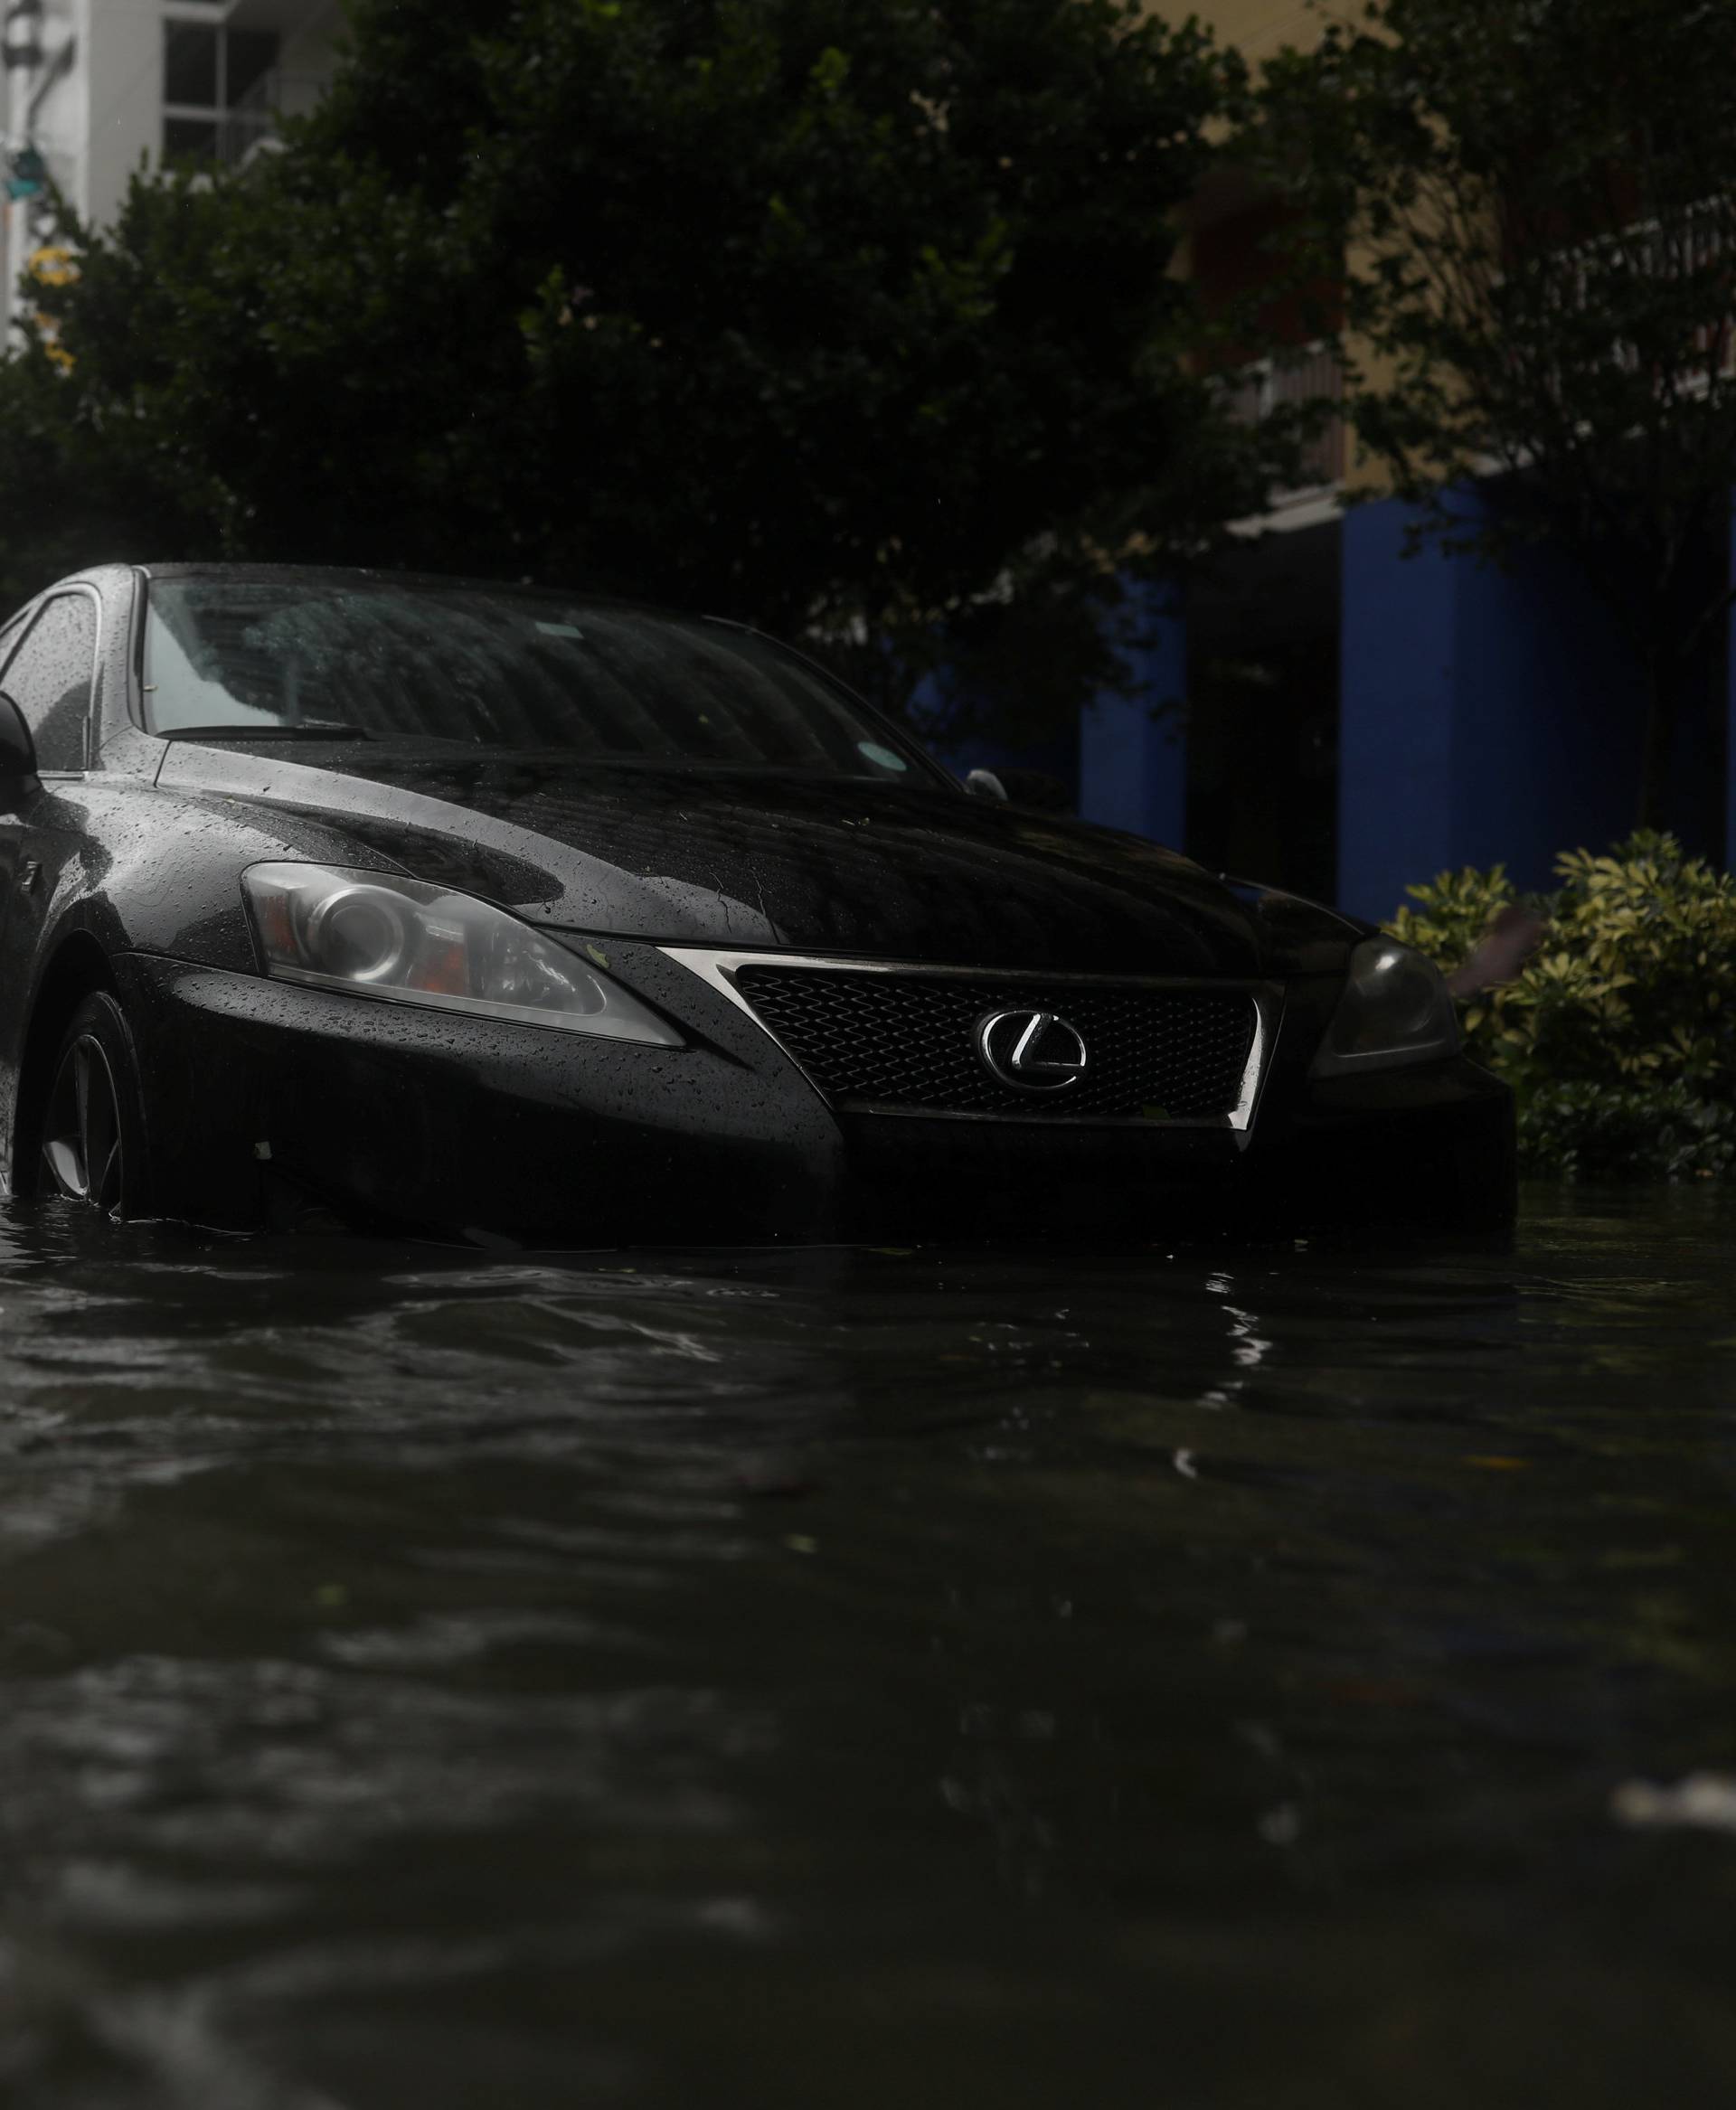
[40,991,150,1219]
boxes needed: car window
[3,593,97,773]
[143,578,944,786]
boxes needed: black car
[0,563,1512,1243]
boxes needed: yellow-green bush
[1387,833,1736,1180]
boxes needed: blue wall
[958,494,1736,915]
[1076,579,1188,843]
[914,675,1079,796]
[1337,491,1644,922]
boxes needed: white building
[3,0,342,314]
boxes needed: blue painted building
[1071,490,1733,925]
[1055,0,1735,924]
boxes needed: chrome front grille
[667,951,1275,1128]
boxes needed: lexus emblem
[974,1009,1089,1094]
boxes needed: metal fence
[216,71,329,170]
[1223,343,1346,497]
[1549,200,1736,382]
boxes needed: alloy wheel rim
[42,1034,125,1213]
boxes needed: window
[3,595,97,773]
[162,18,280,167]
[142,578,943,785]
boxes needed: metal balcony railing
[1222,342,1346,497]
[1536,197,1736,383]
[216,70,327,169]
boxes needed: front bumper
[112,949,1515,1243]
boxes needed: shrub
[1388,832,1736,1181]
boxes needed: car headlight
[241,862,682,1045]
[1310,937,1458,1078]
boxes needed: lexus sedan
[0,563,1513,1243]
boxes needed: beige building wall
[5,0,342,339]
[1163,0,1397,502]
[1183,0,1326,61]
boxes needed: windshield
[142,577,938,785]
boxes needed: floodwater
[0,1190,1732,2108]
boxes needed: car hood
[156,744,1344,975]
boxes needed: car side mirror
[0,693,37,802]
[964,768,1008,802]
[991,768,1073,815]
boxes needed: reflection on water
[0,1189,1731,2105]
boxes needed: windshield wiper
[160,723,373,742]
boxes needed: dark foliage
[11,0,1287,734]
[1263,0,1736,824]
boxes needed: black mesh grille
[732,967,1258,1120]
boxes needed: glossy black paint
[150,744,1269,972]
[0,693,37,794]
[0,563,1514,1242]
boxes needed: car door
[0,589,102,1043]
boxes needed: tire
[38,990,151,1220]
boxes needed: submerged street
[0,1192,1731,2106]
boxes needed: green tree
[20,0,1287,739]
[1263,0,1736,825]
